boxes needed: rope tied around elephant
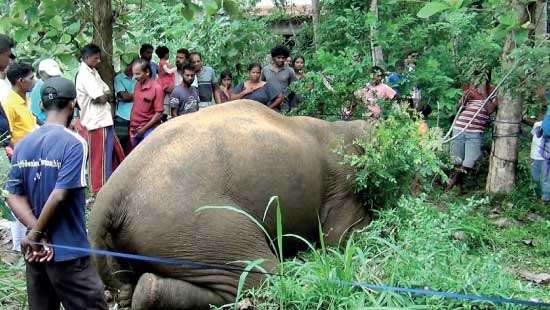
[28,241,550,308]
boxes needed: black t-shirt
[0,105,11,146]
[233,82,279,106]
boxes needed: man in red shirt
[446,70,498,192]
[130,59,164,146]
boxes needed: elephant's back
[98,100,326,248]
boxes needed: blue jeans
[450,128,482,168]
[531,159,550,201]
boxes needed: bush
[343,106,447,207]
[291,48,371,120]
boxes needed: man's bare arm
[6,194,38,230]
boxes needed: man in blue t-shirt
[29,59,62,125]
[5,76,107,309]
[114,59,136,154]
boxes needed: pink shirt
[358,83,396,104]
[158,59,175,92]
[356,83,396,118]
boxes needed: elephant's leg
[92,253,137,307]
[321,195,371,247]
[130,215,278,310]
[131,273,229,310]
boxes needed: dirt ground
[0,219,20,265]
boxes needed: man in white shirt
[75,44,125,197]
[0,34,14,104]
[531,121,550,202]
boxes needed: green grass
[0,258,26,309]
[242,193,549,309]
[0,152,27,309]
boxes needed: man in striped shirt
[446,71,498,192]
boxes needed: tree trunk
[311,0,320,50]
[369,0,384,66]
[92,0,115,97]
[486,1,528,193]
[534,0,547,36]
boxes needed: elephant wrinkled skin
[89,100,372,309]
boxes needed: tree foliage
[291,0,549,124]
[0,0,276,79]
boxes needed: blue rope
[29,242,550,308]
[30,242,276,276]
[334,281,550,308]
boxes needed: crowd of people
[0,31,547,309]
[0,34,312,308]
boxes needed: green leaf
[521,21,532,29]
[234,259,265,309]
[57,53,75,66]
[222,0,240,16]
[498,14,518,27]
[417,1,450,19]
[13,29,29,42]
[49,15,63,31]
[121,53,137,65]
[61,34,71,44]
[227,48,238,57]
[181,3,200,20]
[45,30,58,39]
[203,0,219,16]
[446,0,463,9]
[67,21,80,35]
[513,29,528,44]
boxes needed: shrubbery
[345,106,447,208]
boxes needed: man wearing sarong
[75,44,125,198]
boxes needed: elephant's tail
[88,189,130,290]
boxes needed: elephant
[88,100,373,309]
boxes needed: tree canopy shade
[0,0,255,84]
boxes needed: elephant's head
[331,119,374,156]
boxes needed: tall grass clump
[0,259,26,308]
[250,195,549,309]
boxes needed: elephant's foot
[132,273,229,310]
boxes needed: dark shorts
[26,256,107,310]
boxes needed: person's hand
[536,126,544,138]
[165,85,175,94]
[21,233,53,263]
[341,107,353,120]
[368,104,381,118]
[103,91,115,103]
[135,127,145,138]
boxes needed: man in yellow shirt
[3,61,36,252]
[3,62,36,145]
